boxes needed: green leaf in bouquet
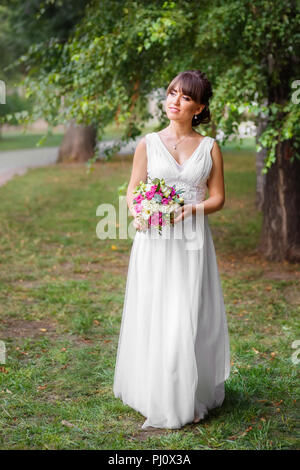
[152,177,160,186]
[117,181,128,196]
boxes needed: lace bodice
[145,132,215,204]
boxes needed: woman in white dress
[113,70,231,430]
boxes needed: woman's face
[165,84,204,123]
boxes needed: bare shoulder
[127,136,148,188]
[211,138,221,152]
[210,139,223,163]
[133,136,147,168]
[207,140,224,185]
[133,136,147,158]
[136,135,147,150]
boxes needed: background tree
[2,0,299,261]
[0,0,93,154]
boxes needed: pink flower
[145,190,156,200]
[135,194,143,203]
[158,212,166,226]
[134,203,142,214]
[149,211,167,228]
[149,213,160,225]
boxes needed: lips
[169,107,179,112]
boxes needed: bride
[113,70,231,430]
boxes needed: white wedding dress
[113,132,231,429]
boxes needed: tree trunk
[255,117,267,211]
[258,139,300,262]
[57,121,97,163]
[257,45,300,262]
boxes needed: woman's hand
[133,216,148,232]
[173,204,194,224]
[129,203,146,232]
[133,217,142,231]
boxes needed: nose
[171,96,180,108]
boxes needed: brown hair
[166,70,213,126]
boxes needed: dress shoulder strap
[144,133,156,178]
[145,132,156,161]
[204,136,216,153]
[145,132,155,145]
[203,136,216,176]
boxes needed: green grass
[0,132,64,151]
[0,122,157,152]
[219,136,256,152]
[0,148,299,450]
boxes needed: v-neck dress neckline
[155,132,208,169]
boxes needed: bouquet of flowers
[131,177,185,236]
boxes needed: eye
[183,96,190,101]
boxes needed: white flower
[142,209,151,220]
[141,199,149,208]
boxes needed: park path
[0,139,137,186]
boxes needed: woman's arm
[192,140,225,216]
[126,137,148,218]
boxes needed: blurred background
[0,0,299,450]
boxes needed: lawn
[0,144,299,449]
[0,122,156,152]
[0,131,64,151]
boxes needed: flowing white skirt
[113,212,231,429]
